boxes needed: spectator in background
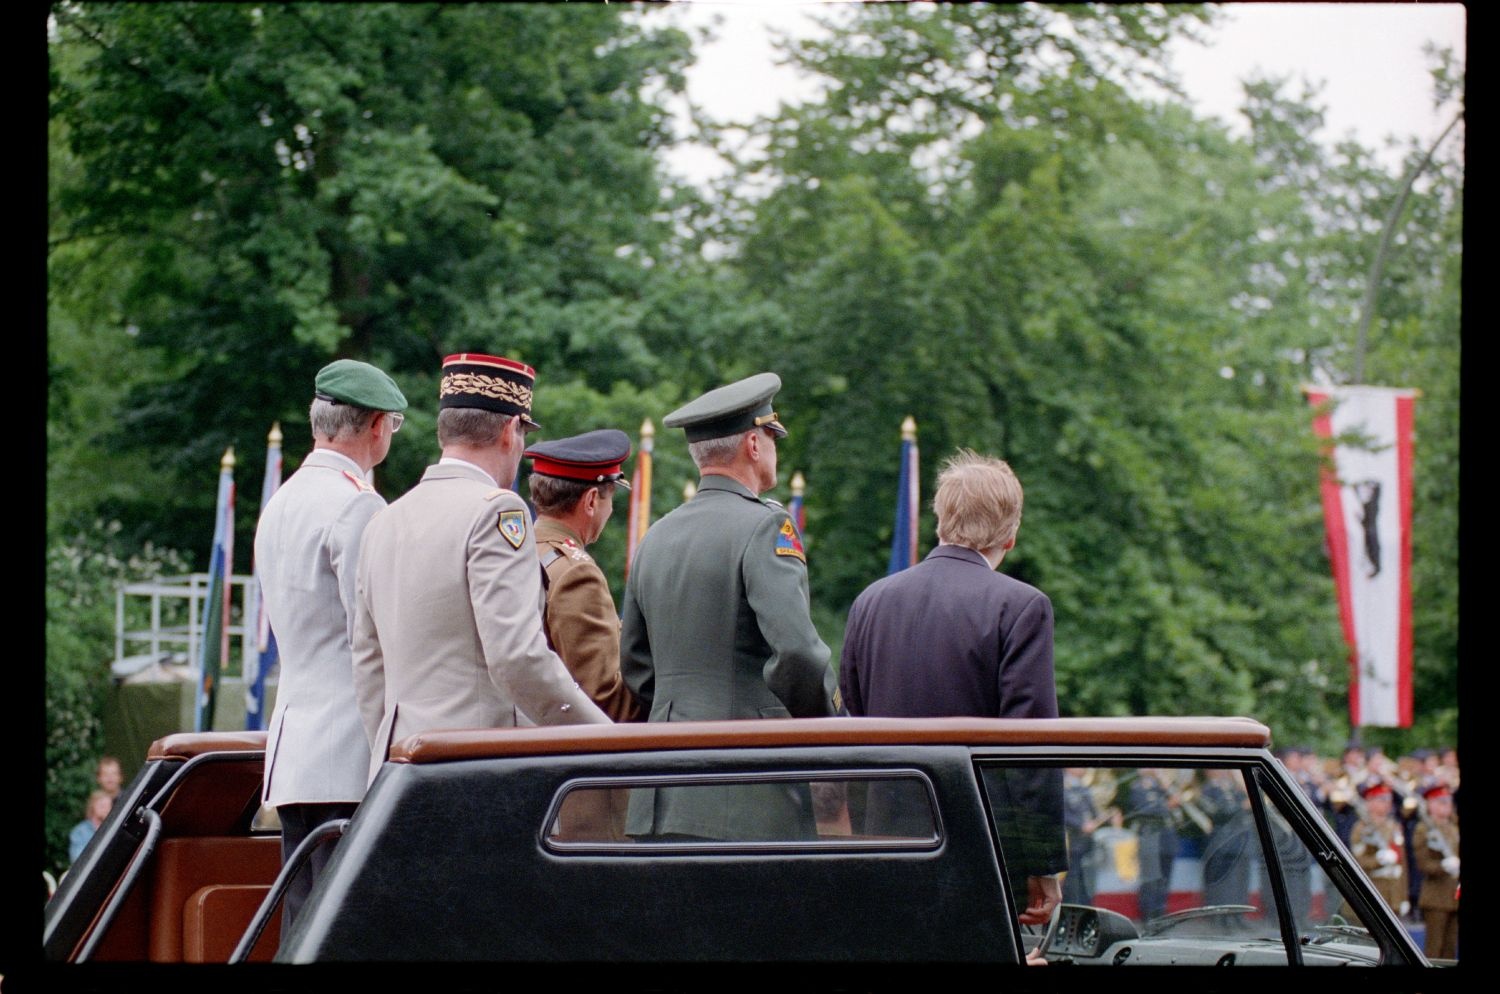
[95,755,122,800]
[69,790,113,864]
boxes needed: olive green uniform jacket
[620,474,836,839]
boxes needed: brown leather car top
[148,731,269,760]
[385,716,1272,765]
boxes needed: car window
[545,773,939,848]
[978,762,1380,966]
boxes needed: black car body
[44,716,1436,966]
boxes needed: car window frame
[539,767,946,855]
[969,744,1428,968]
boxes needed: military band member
[621,372,837,841]
[352,353,609,782]
[524,429,641,723]
[1126,769,1180,923]
[1413,781,1459,960]
[253,358,407,936]
[1348,780,1408,917]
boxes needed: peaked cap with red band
[1359,780,1393,799]
[1421,781,1451,801]
[524,428,632,490]
[439,352,540,430]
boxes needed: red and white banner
[1305,385,1416,728]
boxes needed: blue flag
[888,417,918,574]
[245,424,283,730]
[197,448,236,732]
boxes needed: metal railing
[113,573,258,678]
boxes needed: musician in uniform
[1199,768,1253,909]
[1348,779,1408,917]
[1412,780,1459,960]
[1126,769,1180,922]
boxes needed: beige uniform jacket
[535,519,641,723]
[353,462,609,783]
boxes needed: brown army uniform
[1413,818,1459,959]
[535,518,640,723]
[536,518,639,842]
[1349,814,1408,915]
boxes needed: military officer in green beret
[621,372,838,841]
[254,358,407,937]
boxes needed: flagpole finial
[640,417,655,453]
[900,416,917,441]
[268,421,283,445]
[791,471,805,496]
[683,480,697,501]
[221,447,236,470]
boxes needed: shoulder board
[340,470,375,493]
[483,488,509,502]
[763,498,786,511]
[562,538,592,563]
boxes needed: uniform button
[560,703,572,712]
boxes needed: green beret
[314,359,408,412]
[664,372,787,443]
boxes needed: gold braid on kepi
[439,352,540,430]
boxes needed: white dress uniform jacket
[353,461,609,782]
[255,448,386,807]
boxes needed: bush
[45,521,187,877]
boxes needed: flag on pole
[888,416,919,574]
[788,471,807,536]
[1305,385,1417,728]
[196,446,236,732]
[245,423,282,730]
[625,418,654,580]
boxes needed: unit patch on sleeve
[497,509,528,549]
[774,518,806,563]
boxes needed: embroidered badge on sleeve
[498,509,528,549]
[774,518,806,563]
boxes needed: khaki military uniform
[535,519,640,723]
[352,462,609,783]
[1413,818,1459,959]
[1349,814,1408,915]
[536,519,638,842]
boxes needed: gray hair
[437,407,512,448]
[688,430,750,470]
[309,397,378,442]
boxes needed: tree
[49,3,695,564]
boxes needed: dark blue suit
[839,545,1064,878]
[839,545,1057,721]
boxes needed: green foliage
[47,4,1460,766]
[721,4,1460,747]
[45,522,188,878]
[49,2,695,564]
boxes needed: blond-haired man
[839,449,1062,924]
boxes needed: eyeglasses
[386,412,404,433]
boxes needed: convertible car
[44,716,1437,966]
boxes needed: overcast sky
[659,1,1467,184]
